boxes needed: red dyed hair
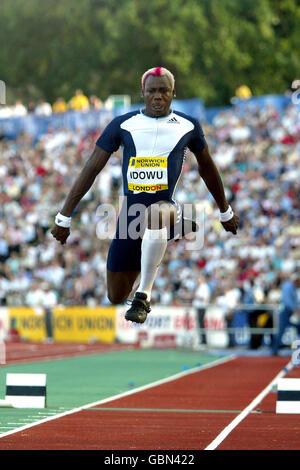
[141,67,175,90]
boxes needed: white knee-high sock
[137,227,168,300]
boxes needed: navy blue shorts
[106,195,182,272]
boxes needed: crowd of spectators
[0,90,103,119]
[0,99,299,324]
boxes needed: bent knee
[106,269,140,305]
[107,291,128,305]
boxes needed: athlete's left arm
[193,144,239,235]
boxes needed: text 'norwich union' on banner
[53,306,116,343]
[7,307,117,343]
[8,307,46,342]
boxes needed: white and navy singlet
[96,109,206,271]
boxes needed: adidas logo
[167,117,179,124]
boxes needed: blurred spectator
[52,97,68,114]
[0,238,9,262]
[25,281,57,342]
[12,100,27,116]
[0,127,5,142]
[271,274,300,355]
[216,279,241,347]
[0,106,12,118]
[41,282,57,343]
[285,79,300,100]
[193,273,211,345]
[89,95,103,110]
[69,89,89,111]
[234,83,252,100]
[245,279,273,349]
[25,282,45,307]
[35,100,52,116]
[27,102,36,114]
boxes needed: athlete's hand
[51,224,70,245]
[221,214,239,235]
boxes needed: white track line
[205,359,293,450]
[0,354,235,439]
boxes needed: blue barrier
[233,94,291,114]
[0,94,296,139]
[0,109,114,140]
[205,94,293,124]
[204,106,231,124]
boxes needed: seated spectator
[27,102,36,114]
[69,89,89,112]
[0,127,5,141]
[0,106,12,118]
[234,84,252,100]
[52,97,68,114]
[89,95,103,110]
[35,100,52,116]
[12,100,27,116]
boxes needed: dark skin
[51,74,239,303]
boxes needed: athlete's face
[142,75,175,117]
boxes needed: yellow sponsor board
[9,307,47,342]
[53,306,116,343]
[8,307,116,343]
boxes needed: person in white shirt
[193,273,211,345]
[35,100,52,116]
[216,280,241,347]
[12,100,27,117]
[40,283,57,342]
[26,282,57,342]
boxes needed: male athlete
[51,67,239,323]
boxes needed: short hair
[141,67,175,91]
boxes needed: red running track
[3,341,133,364]
[0,355,299,450]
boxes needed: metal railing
[198,303,281,335]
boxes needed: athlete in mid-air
[51,67,239,323]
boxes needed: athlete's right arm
[51,145,111,245]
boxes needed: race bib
[127,157,168,192]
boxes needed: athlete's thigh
[106,235,142,303]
